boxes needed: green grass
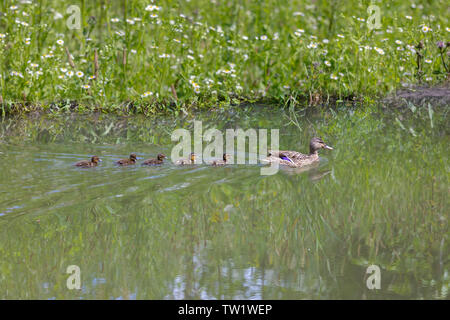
[0,0,449,114]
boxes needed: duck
[142,153,166,166]
[74,156,102,168]
[116,153,137,166]
[175,152,196,165]
[263,137,333,168]
[210,153,231,166]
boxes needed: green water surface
[0,106,448,299]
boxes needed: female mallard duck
[142,153,166,166]
[116,153,137,166]
[175,152,196,165]
[210,153,231,166]
[74,156,102,168]
[264,137,333,167]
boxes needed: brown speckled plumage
[116,153,137,166]
[142,153,166,165]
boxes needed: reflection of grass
[0,107,448,299]
[0,1,449,114]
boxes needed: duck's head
[157,153,166,161]
[91,156,102,164]
[310,137,333,154]
[130,153,137,161]
[190,152,196,163]
[223,153,231,162]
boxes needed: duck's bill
[324,145,333,150]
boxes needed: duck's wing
[279,150,309,161]
[142,158,155,165]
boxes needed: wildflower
[374,47,385,55]
[324,61,331,67]
[395,40,403,45]
[89,75,96,80]
[425,77,432,81]
[141,91,153,98]
[145,5,161,12]
[150,14,158,19]
[260,35,268,41]
[76,71,84,78]
[322,39,329,44]
[81,84,90,89]
[330,74,338,80]
[242,35,249,40]
[421,25,430,33]
[60,68,67,73]
[24,38,31,45]
[56,39,64,46]
[293,12,305,17]
[337,34,345,38]
[30,63,39,68]
[294,29,304,37]
[307,42,318,49]
[0,33,6,39]
[9,5,18,10]
[115,30,125,37]
[111,18,120,23]
[446,27,450,32]
[405,16,413,20]
[159,54,170,58]
[126,19,135,25]
[436,41,445,49]
[424,59,432,64]
[193,87,200,94]
[66,71,74,78]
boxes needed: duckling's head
[130,153,137,161]
[190,152,196,163]
[223,153,231,162]
[310,137,333,154]
[91,156,101,164]
[157,153,166,161]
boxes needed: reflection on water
[0,107,448,299]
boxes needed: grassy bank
[0,0,449,115]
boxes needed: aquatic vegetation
[0,0,448,114]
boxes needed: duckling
[175,152,196,165]
[74,156,102,168]
[142,153,166,166]
[116,153,137,166]
[210,153,231,166]
[263,137,333,168]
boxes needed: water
[0,106,448,299]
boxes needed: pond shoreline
[1,84,449,117]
